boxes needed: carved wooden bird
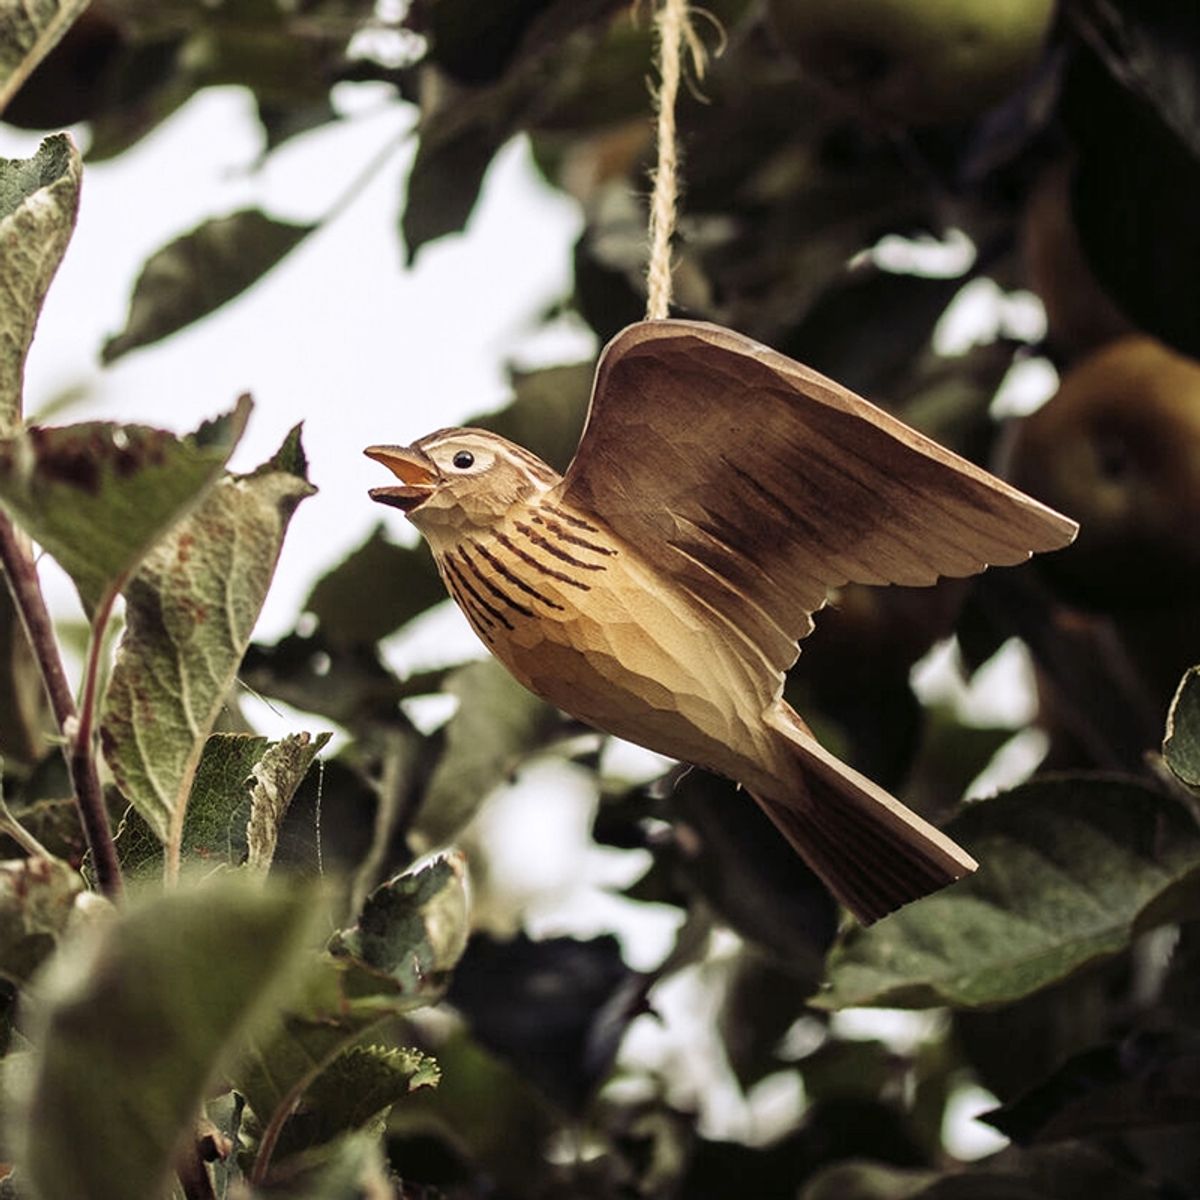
[366,320,1077,923]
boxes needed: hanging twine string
[645,0,707,321]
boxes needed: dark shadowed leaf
[421,0,554,85]
[0,2,89,114]
[953,957,1127,1105]
[919,1141,1158,1200]
[0,397,249,615]
[1063,44,1200,357]
[473,360,593,474]
[0,855,82,984]
[16,875,318,1200]
[799,1161,938,1200]
[1069,0,1200,159]
[100,428,314,851]
[401,111,506,263]
[388,1030,561,1193]
[719,950,822,1089]
[102,209,316,361]
[800,1142,1160,1200]
[1165,666,1200,790]
[982,1028,1200,1143]
[665,769,839,980]
[0,134,81,436]
[305,523,447,647]
[817,778,1200,1010]
[414,658,559,847]
[446,931,642,1113]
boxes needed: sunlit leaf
[329,853,469,995]
[414,657,559,847]
[15,875,319,1200]
[245,730,332,872]
[0,2,89,115]
[1165,665,1200,790]
[100,427,314,854]
[0,855,82,984]
[102,209,316,362]
[816,778,1200,1010]
[0,397,250,615]
[0,134,81,437]
[116,730,331,876]
[267,1044,438,1162]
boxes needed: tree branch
[0,512,123,897]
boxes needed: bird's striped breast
[436,502,617,646]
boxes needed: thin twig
[0,512,123,897]
[645,0,707,320]
[175,1138,217,1200]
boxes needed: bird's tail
[752,706,977,924]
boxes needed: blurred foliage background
[4,0,1200,1197]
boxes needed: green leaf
[102,209,316,362]
[245,730,332,872]
[1165,665,1200,789]
[14,875,319,1200]
[330,854,469,996]
[100,428,314,855]
[0,397,250,615]
[252,1129,393,1199]
[815,778,1200,1011]
[402,116,508,263]
[234,858,466,1176]
[0,135,81,438]
[0,855,83,984]
[305,523,447,647]
[268,1044,439,1162]
[0,2,89,115]
[415,658,559,847]
[115,730,330,876]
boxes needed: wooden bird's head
[365,427,559,537]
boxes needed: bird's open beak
[364,444,440,512]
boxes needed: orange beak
[364,444,440,513]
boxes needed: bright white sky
[1,83,593,639]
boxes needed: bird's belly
[440,528,777,779]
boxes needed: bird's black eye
[452,450,475,470]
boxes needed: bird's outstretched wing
[555,320,1078,675]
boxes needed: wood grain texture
[367,321,1079,922]
[560,319,1078,681]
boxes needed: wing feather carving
[556,319,1077,678]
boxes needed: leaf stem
[175,1138,217,1200]
[0,513,123,897]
